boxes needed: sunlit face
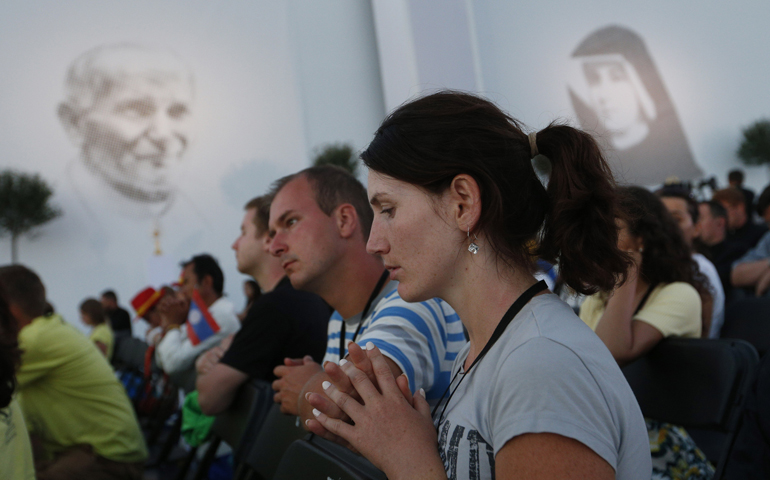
[697,204,725,246]
[584,61,642,132]
[268,176,343,294]
[661,197,695,246]
[178,263,199,301]
[80,311,94,326]
[366,171,460,302]
[78,76,193,202]
[100,295,116,311]
[616,218,643,254]
[232,208,270,276]
[143,306,162,329]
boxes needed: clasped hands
[298,342,440,477]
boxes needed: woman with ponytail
[306,91,651,479]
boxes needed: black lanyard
[633,283,658,315]
[432,280,548,429]
[339,269,390,359]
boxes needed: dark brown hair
[0,291,20,409]
[271,165,373,241]
[79,298,106,325]
[361,91,629,294]
[244,195,272,235]
[701,200,728,221]
[0,265,47,319]
[181,254,224,296]
[712,187,746,208]
[657,187,699,223]
[618,186,710,299]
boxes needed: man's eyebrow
[275,209,296,225]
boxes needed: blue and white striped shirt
[323,281,466,401]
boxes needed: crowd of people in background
[1,90,769,480]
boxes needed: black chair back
[721,297,770,356]
[622,338,758,479]
[235,404,307,480]
[184,380,274,480]
[272,436,387,480]
[113,336,149,372]
[217,380,274,460]
[168,367,197,394]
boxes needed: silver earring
[468,229,479,255]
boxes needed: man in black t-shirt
[713,188,768,251]
[101,290,132,334]
[195,195,330,415]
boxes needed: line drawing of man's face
[59,44,195,204]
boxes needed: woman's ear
[448,174,481,232]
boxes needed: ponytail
[535,124,630,294]
[362,90,629,295]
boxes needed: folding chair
[180,380,274,480]
[622,338,759,479]
[272,435,387,480]
[234,404,308,480]
[721,297,770,356]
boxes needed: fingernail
[400,372,409,387]
[305,419,311,427]
[322,381,331,390]
[366,341,375,350]
[339,359,348,366]
[312,408,321,417]
[419,388,426,398]
[305,392,312,400]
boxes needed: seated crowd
[1,91,769,480]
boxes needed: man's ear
[335,204,360,240]
[200,274,214,292]
[57,103,84,146]
[449,174,482,233]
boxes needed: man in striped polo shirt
[268,166,465,430]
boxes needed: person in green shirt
[0,265,147,480]
[80,297,115,359]
[0,279,35,480]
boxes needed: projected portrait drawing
[567,26,702,186]
[58,43,195,220]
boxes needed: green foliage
[0,170,61,262]
[312,143,358,175]
[737,119,770,166]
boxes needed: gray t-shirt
[435,293,651,480]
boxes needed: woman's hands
[307,342,447,480]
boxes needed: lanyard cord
[339,269,390,359]
[431,280,548,429]
[633,283,658,315]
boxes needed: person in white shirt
[659,188,725,337]
[156,254,240,375]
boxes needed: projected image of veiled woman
[567,25,702,186]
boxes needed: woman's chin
[395,281,431,303]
